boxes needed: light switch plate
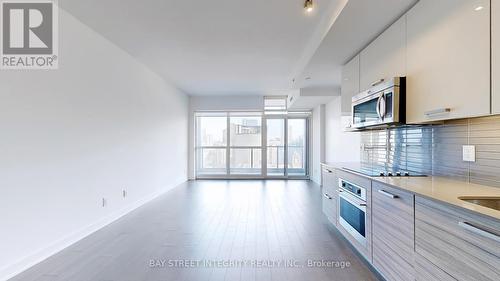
[463,145,476,162]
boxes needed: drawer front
[372,182,415,281]
[322,167,337,225]
[415,253,456,281]
[322,167,336,190]
[415,196,500,281]
[322,191,336,225]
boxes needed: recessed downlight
[304,0,314,13]
[474,6,484,11]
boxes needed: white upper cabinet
[406,0,490,123]
[341,54,360,116]
[493,0,500,114]
[360,16,407,92]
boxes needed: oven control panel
[339,179,366,201]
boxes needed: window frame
[194,110,311,179]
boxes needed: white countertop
[321,162,500,220]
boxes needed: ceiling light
[474,6,484,11]
[304,0,314,13]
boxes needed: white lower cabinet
[321,167,337,226]
[372,182,415,281]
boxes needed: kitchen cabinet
[372,182,415,281]
[415,196,500,281]
[493,0,500,114]
[359,16,407,92]
[341,55,360,116]
[406,0,490,123]
[415,253,456,281]
[321,167,337,225]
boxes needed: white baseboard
[0,179,186,281]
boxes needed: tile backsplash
[360,115,500,188]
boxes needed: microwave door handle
[376,94,384,119]
[376,95,382,119]
[379,94,387,119]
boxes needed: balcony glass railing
[196,146,305,176]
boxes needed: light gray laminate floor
[11,180,380,281]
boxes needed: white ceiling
[60,0,417,96]
[297,0,418,89]
[60,0,346,96]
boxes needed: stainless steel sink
[459,197,500,211]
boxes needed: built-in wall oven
[351,77,406,129]
[338,178,367,245]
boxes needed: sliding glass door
[195,112,309,179]
[287,118,307,177]
[266,118,285,176]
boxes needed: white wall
[188,95,264,179]
[0,9,188,280]
[311,104,325,184]
[325,96,361,163]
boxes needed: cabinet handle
[378,189,399,199]
[458,221,500,243]
[324,193,332,200]
[425,108,451,116]
[371,78,385,87]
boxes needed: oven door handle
[339,192,366,210]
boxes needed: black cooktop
[342,167,427,178]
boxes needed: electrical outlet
[463,145,476,162]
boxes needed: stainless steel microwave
[351,77,406,129]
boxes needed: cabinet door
[406,0,490,123]
[360,16,407,92]
[322,167,337,225]
[372,182,415,281]
[341,55,360,116]
[493,0,500,114]
[415,253,456,281]
[415,196,500,281]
